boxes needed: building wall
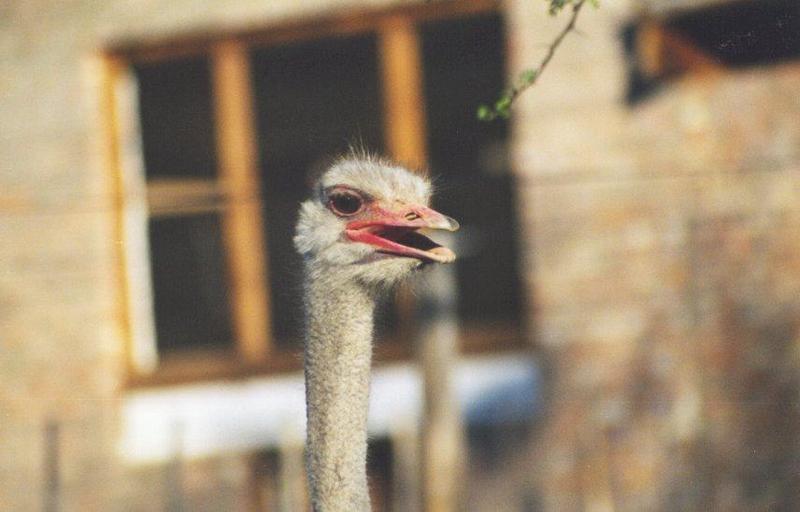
[509,1,800,509]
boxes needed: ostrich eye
[329,192,364,216]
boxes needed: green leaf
[495,95,512,113]
[477,104,494,121]
[519,69,537,85]
[548,0,568,15]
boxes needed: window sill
[119,351,539,465]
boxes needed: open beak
[345,205,459,263]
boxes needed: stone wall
[508,0,800,509]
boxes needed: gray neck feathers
[303,266,376,511]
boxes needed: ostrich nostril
[405,212,421,221]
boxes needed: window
[134,56,237,357]
[421,13,524,348]
[104,0,525,385]
[665,0,800,67]
[625,0,800,102]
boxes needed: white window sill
[119,352,539,465]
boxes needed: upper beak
[396,205,460,232]
[345,204,460,263]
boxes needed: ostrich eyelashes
[328,190,365,216]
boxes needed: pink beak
[345,204,459,263]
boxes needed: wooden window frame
[635,19,723,81]
[100,0,521,388]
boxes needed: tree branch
[478,0,592,121]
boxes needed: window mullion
[211,39,272,365]
[379,17,428,170]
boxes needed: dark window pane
[422,14,524,328]
[667,0,800,67]
[149,213,235,354]
[251,33,386,348]
[135,57,219,179]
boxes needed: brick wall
[508,0,800,509]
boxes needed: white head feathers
[294,156,433,287]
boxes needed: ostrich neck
[303,270,376,512]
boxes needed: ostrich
[294,155,459,511]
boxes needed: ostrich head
[294,156,459,287]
